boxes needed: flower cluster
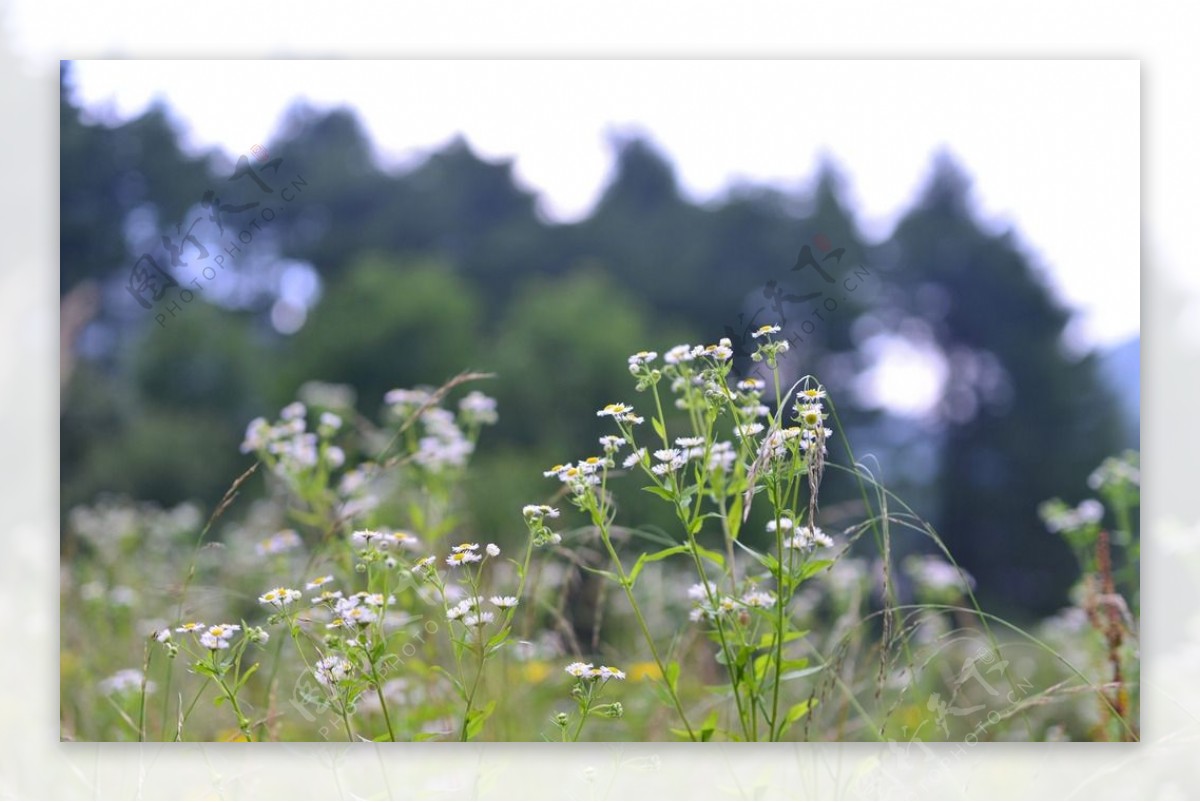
[687,585,782,622]
[241,401,345,477]
[99,668,153,696]
[255,528,302,557]
[1039,498,1105,534]
[523,504,562,547]
[173,621,243,651]
[564,662,626,681]
[903,554,975,602]
[385,387,499,473]
[1088,451,1140,492]
[258,586,302,609]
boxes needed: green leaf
[780,664,824,682]
[665,661,681,693]
[193,662,219,680]
[485,626,512,653]
[728,495,743,540]
[691,543,725,569]
[783,698,819,731]
[642,485,675,502]
[756,630,806,650]
[464,700,497,740]
[629,545,690,585]
[652,417,668,443]
[431,665,465,699]
[578,564,620,582]
[795,559,833,582]
[235,662,260,692]
[700,709,719,742]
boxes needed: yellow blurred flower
[628,662,662,682]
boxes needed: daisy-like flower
[543,463,569,478]
[579,455,607,473]
[599,435,627,453]
[154,628,172,643]
[565,661,594,678]
[446,551,482,567]
[741,590,777,608]
[280,401,307,421]
[627,350,658,372]
[310,589,344,605]
[341,606,378,626]
[415,556,436,572]
[796,386,827,403]
[622,448,647,469]
[100,669,152,696]
[523,504,560,520]
[675,436,704,448]
[591,665,626,680]
[597,403,633,419]
[795,404,825,429]
[490,596,519,609]
[664,344,695,364]
[486,543,501,557]
[452,542,480,553]
[175,621,205,634]
[463,611,495,627]
[735,422,765,438]
[766,516,795,533]
[737,378,765,392]
[701,338,735,361]
[707,441,736,472]
[751,324,781,339]
[785,525,834,551]
[314,655,352,687]
[305,575,334,590]
[654,448,681,462]
[199,623,240,650]
[256,529,302,557]
[239,417,271,454]
[258,587,302,607]
[350,529,387,548]
[459,391,499,426]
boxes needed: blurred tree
[883,152,1125,615]
[280,255,482,413]
[60,62,212,296]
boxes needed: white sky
[66,59,1140,348]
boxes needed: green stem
[215,673,254,742]
[596,526,696,741]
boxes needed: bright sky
[66,60,1139,350]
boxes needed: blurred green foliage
[58,63,1135,618]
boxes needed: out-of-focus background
[59,60,1138,621]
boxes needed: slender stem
[340,697,355,742]
[570,686,594,741]
[369,655,397,741]
[459,641,487,741]
[596,527,696,741]
[215,674,253,742]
